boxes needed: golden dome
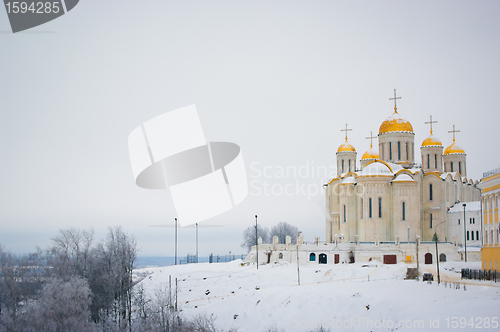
[361,148,379,160]
[379,111,414,134]
[337,141,356,153]
[421,134,442,147]
[444,140,465,155]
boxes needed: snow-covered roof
[392,173,415,182]
[341,177,357,185]
[359,161,393,176]
[447,201,481,213]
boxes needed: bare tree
[241,224,270,252]
[270,222,299,244]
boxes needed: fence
[461,268,499,282]
[208,254,246,263]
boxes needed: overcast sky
[1,0,499,257]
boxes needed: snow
[342,177,356,185]
[392,173,415,182]
[359,162,393,176]
[448,202,481,213]
[136,260,500,331]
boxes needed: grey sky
[1,0,499,256]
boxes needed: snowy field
[135,260,500,331]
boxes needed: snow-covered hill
[136,260,499,331]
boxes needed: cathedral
[325,91,481,244]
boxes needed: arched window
[398,141,401,160]
[434,154,438,169]
[430,214,433,228]
[429,184,433,201]
[309,253,316,261]
[459,162,462,175]
[389,142,392,160]
[476,231,479,242]
[402,202,406,221]
[467,231,470,241]
[406,142,409,160]
[279,253,283,259]
[427,154,430,169]
[451,162,454,172]
[342,159,344,173]
[471,231,474,241]
[369,198,372,218]
[348,159,351,172]
[378,197,382,218]
[343,205,346,223]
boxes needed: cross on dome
[366,131,377,149]
[389,89,401,112]
[425,115,438,134]
[341,123,352,142]
[448,125,460,142]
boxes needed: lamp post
[434,220,447,284]
[175,218,178,265]
[463,203,467,262]
[255,215,258,269]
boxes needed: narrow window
[342,159,344,173]
[467,231,470,241]
[485,231,488,244]
[389,142,392,160]
[470,218,472,224]
[398,141,401,160]
[459,162,462,174]
[458,218,460,225]
[427,154,430,169]
[402,202,406,221]
[343,205,346,223]
[476,231,479,241]
[429,184,433,201]
[451,162,454,172]
[361,198,363,218]
[471,232,474,241]
[348,159,351,172]
[369,198,372,218]
[310,253,316,261]
[378,197,382,218]
[406,142,409,160]
[430,214,433,228]
[434,154,437,169]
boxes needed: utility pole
[296,242,300,285]
[196,222,198,263]
[416,235,420,278]
[175,218,178,265]
[255,215,258,269]
[463,203,467,262]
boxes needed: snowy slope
[136,260,500,331]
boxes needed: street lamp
[463,203,467,262]
[196,223,198,263]
[175,218,178,265]
[434,220,447,284]
[255,215,258,269]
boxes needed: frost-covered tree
[241,224,270,252]
[18,277,96,332]
[270,222,299,244]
